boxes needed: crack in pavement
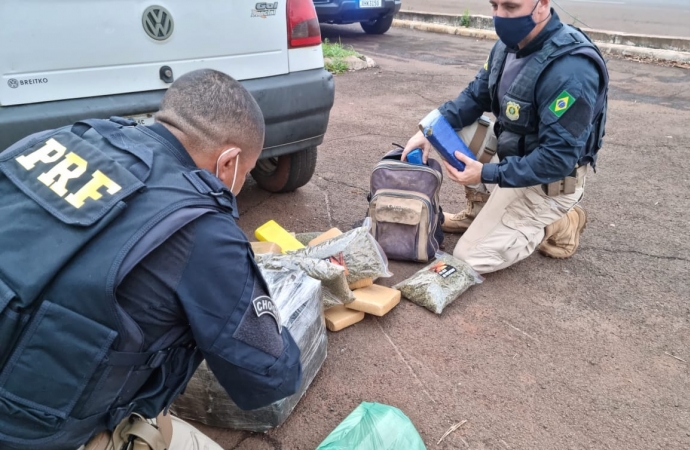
[580,246,690,263]
[314,174,368,194]
[312,176,335,228]
[374,318,437,404]
[239,193,273,215]
[502,320,539,343]
[415,91,438,104]
[230,432,251,449]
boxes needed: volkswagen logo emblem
[7,79,19,89]
[142,6,174,41]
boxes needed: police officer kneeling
[403,0,609,274]
[0,69,302,450]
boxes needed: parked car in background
[0,0,335,193]
[314,0,402,34]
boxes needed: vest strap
[184,170,238,216]
[107,349,170,369]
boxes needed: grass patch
[325,59,350,74]
[459,9,471,28]
[322,38,362,74]
[322,38,360,58]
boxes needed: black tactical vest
[0,118,238,450]
[488,24,609,168]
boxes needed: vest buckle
[146,349,169,369]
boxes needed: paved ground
[401,0,690,38]
[193,24,690,449]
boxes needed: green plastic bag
[316,402,427,450]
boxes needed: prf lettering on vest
[15,138,122,209]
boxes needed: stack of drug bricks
[252,226,400,332]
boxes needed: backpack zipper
[372,161,443,201]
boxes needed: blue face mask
[493,1,541,48]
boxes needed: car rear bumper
[315,0,402,24]
[0,68,335,159]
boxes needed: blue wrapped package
[419,110,476,171]
[406,148,425,165]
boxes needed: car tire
[360,15,394,34]
[251,147,318,193]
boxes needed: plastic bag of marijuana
[289,218,392,285]
[393,252,483,314]
[294,231,323,246]
[170,267,327,432]
[255,253,355,308]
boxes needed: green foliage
[322,38,360,59]
[460,9,471,28]
[322,38,362,74]
[325,59,350,74]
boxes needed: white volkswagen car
[0,0,335,192]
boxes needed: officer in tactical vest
[0,69,302,450]
[403,0,608,273]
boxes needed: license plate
[360,0,382,8]
[124,112,156,126]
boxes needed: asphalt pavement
[401,0,690,38]
[198,24,690,449]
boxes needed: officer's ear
[215,147,241,180]
[537,0,550,14]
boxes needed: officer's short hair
[155,69,265,154]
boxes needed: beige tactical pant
[451,120,586,274]
[79,413,222,450]
[453,182,585,274]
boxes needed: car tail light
[287,0,322,48]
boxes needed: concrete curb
[392,18,690,66]
[395,10,690,53]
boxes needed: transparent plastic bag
[170,268,327,431]
[294,231,323,246]
[393,252,483,314]
[316,402,426,450]
[255,253,355,308]
[290,218,392,285]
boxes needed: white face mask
[215,148,240,193]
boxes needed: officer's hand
[402,130,433,163]
[443,152,483,185]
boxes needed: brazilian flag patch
[549,90,576,118]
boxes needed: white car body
[0,0,335,192]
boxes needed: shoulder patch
[232,276,285,358]
[506,101,521,121]
[558,97,593,138]
[549,90,576,118]
[252,295,282,334]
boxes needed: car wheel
[251,147,318,193]
[360,15,394,34]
